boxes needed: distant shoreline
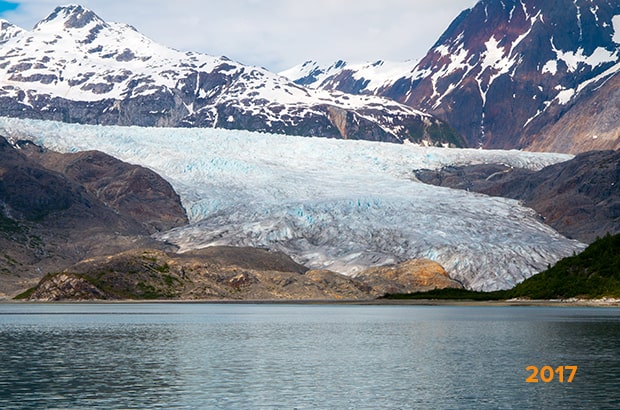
[1,297,619,307]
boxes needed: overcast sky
[0,0,477,72]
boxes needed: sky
[0,0,477,72]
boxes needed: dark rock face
[379,0,620,152]
[0,137,92,221]
[0,136,187,296]
[415,149,620,242]
[24,148,188,233]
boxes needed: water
[0,304,618,409]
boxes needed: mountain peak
[0,19,24,42]
[376,0,620,152]
[34,4,106,31]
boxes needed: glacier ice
[0,116,584,291]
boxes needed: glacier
[0,117,584,291]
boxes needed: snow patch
[482,37,508,70]
[556,88,575,105]
[542,60,558,75]
[613,15,620,43]
[554,46,616,72]
[280,59,416,94]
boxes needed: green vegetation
[14,286,36,300]
[426,122,466,148]
[0,215,22,234]
[28,234,43,249]
[162,273,179,287]
[136,282,165,299]
[154,263,170,273]
[4,254,18,265]
[384,288,508,301]
[384,233,620,301]
[15,268,184,300]
[508,233,620,299]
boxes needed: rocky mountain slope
[0,136,187,296]
[18,247,461,301]
[0,5,462,146]
[283,0,620,153]
[22,146,187,233]
[414,149,620,243]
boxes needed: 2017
[526,365,578,383]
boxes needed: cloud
[0,0,477,71]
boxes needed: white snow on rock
[279,59,417,93]
[613,15,620,43]
[0,117,584,291]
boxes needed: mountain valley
[0,1,618,300]
[0,117,584,293]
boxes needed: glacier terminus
[0,117,584,291]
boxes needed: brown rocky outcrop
[354,259,463,297]
[19,248,460,301]
[24,273,108,302]
[18,247,370,301]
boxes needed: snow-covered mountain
[0,19,23,42]
[0,5,461,146]
[283,0,620,153]
[0,116,583,291]
[280,60,417,95]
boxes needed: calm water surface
[0,303,619,409]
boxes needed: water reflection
[0,304,618,409]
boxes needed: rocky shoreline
[3,296,619,307]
